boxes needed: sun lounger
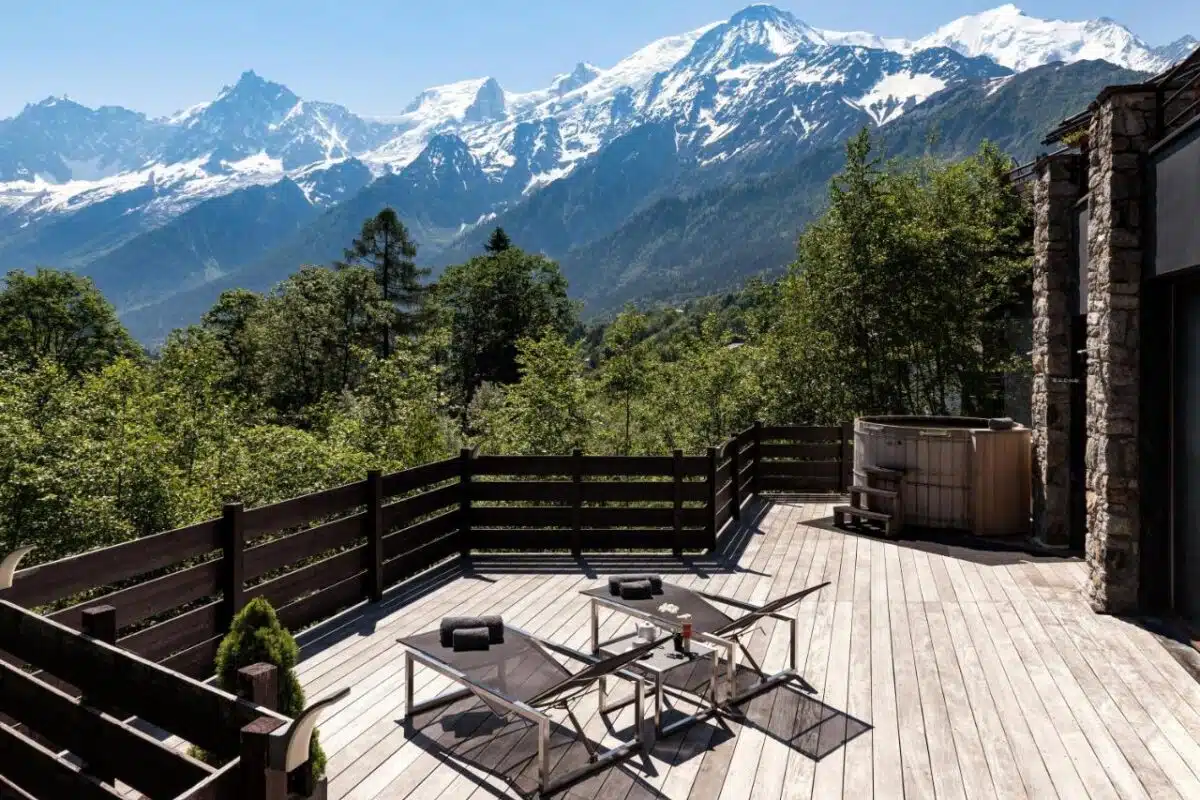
[583,577,830,708]
[398,618,668,796]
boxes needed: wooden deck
[294,499,1200,799]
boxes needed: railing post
[840,421,854,493]
[236,663,279,710]
[240,716,288,800]
[80,604,118,784]
[751,420,763,496]
[706,446,719,551]
[730,436,741,521]
[220,502,245,632]
[672,449,684,557]
[81,605,117,644]
[365,470,384,602]
[571,449,583,557]
[459,447,475,557]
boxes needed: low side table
[597,632,720,737]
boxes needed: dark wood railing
[1,423,851,682]
[0,422,852,799]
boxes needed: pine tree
[484,226,512,254]
[336,208,428,356]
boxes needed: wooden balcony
[294,498,1200,799]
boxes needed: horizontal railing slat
[759,461,840,478]
[49,559,220,633]
[380,458,459,498]
[759,425,841,442]
[246,546,367,611]
[758,443,842,460]
[119,601,220,663]
[470,480,706,503]
[469,506,705,528]
[161,634,223,681]
[5,520,222,608]
[381,483,460,531]
[469,529,706,551]
[243,513,364,583]
[0,601,287,759]
[0,658,210,798]
[382,511,461,562]
[275,572,369,634]
[0,724,124,800]
[240,481,368,540]
[381,532,461,587]
[473,455,707,477]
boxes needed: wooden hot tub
[853,416,1031,537]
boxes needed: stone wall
[1084,89,1158,614]
[1031,155,1082,548]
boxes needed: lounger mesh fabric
[399,628,668,708]
[584,582,829,636]
[400,628,572,705]
[582,583,735,633]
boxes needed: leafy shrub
[193,597,327,778]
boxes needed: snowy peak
[912,4,1172,73]
[464,78,506,123]
[552,63,601,96]
[208,70,299,119]
[1156,36,1200,65]
[681,4,822,74]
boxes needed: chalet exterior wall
[1030,154,1082,548]
[1030,89,1164,614]
[1081,90,1158,614]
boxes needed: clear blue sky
[0,1,1194,119]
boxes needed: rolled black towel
[440,615,504,647]
[607,575,663,596]
[619,579,654,600]
[452,627,491,652]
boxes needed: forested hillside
[0,131,1031,568]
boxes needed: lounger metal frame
[401,625,651,796]
[589,582,829,725]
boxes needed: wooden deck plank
[285,501,1200,800]
[715,502,810,800]
[686,502,810,800]
[905,550,996,800]
[962,560,1120,800]
[743,503,828,800]
[997,563,1159,800]
[882,540,938,799]
[1007,567,1198,798]
[950,564,1089,798]
[939,566,1060,799]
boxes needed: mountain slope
[559,59,1148,314]
[82,179,319,313]
[0,4,1188,343]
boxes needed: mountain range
[0,4,1190,343]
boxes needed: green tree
[478,333,593,455]
[0,268,139,375]
[211,598,327,777]
[484,226,512,253]
[764,130,1031,422]
[599,307,651,455]
[201,288,263,395]
[433,248,576,416]
[254,266,386,419]
[336,208,428,356]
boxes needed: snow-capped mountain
[904,4,1176,73]
[0,3,1191,340]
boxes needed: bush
[198,597,327,777]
